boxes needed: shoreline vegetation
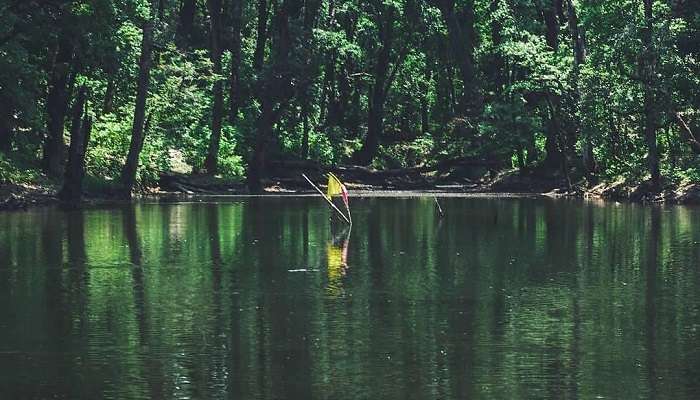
[1,1,698,210]
[2,161,699,211]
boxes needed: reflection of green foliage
[1,200,700,397]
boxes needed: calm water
[0,197,699,399]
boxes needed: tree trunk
[323,53,339,125]
[542,2,559,51]
[435,0,477,116]
[567,0,586,67]
[59,86,90,204]
[44,39,74,177]
[356,98,384,166]
[253,0,269,72]
[298,0,321,159]
[488,0,506,95]
[541,0,563,170]
[247,97,274,193]
[176,0,196,49]
[567,0,595,179]
[0,98,12,153]
[102,77,116,115]
[120,1,156,197]
[246,0,304,192]
[354,3,395,166]
[420,61,430,135]
[642,0,660,189]
[544,103,563,170]
[228,0,244,124]
[301,102,310,159]
[204,0,225,175]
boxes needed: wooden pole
[302,174,351,225]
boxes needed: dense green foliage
[0,0,698,193]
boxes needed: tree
[247,0,304,192]
[59,86,91,204]
[641,0,661,189]
[204,0,225,175]
[228,0,245,124]
[0,94,13,153]
[354,0,402,166]
[433,0,478,117]
[176,0,197,49]
[44,35,75,177]
[120,0,158,197]
[566,0,595,178]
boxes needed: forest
[0,0,698,199]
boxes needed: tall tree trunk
[567,0,595,179]
[642,0,660,189]
[541,0,563,170]
[301,102,310,159]
[321,0,341,126]
[176,0,196,49]
[246,0,303,192]
[44,39,74,177]
[59,86,90,204]
[488,0,506,95]
[102,77,116,115]
[247,97,274,193]
[228,0,244,124]
[542,2,560,51]
[323,53,339,125]
[435,0,477,117]
[568,0,586,66]
[120,1,156,197]
[354,2,396,166]
[205,0,225,175]
[420,58,431,135]
[298,0,321,159]
[0,98,12,153]
[547,96,571,187]
[253,0,269,72]
[157,0,165,19]
[544,99,562,170]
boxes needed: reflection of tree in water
[645,207,660,400]
[65,210,89,337]
[122,205,165,399]
[325,223,351,297]
[4,199,700,399]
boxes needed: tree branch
[673,112,700,154]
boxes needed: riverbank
[2,167,700,211]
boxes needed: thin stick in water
[434,196,445,218]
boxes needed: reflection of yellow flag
[327,174,343,198]
[326,243,344,297]
[327,243,344,280]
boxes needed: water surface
[1,198,699,399]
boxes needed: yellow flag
[327,173,343,198]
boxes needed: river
[0,197,699,399]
